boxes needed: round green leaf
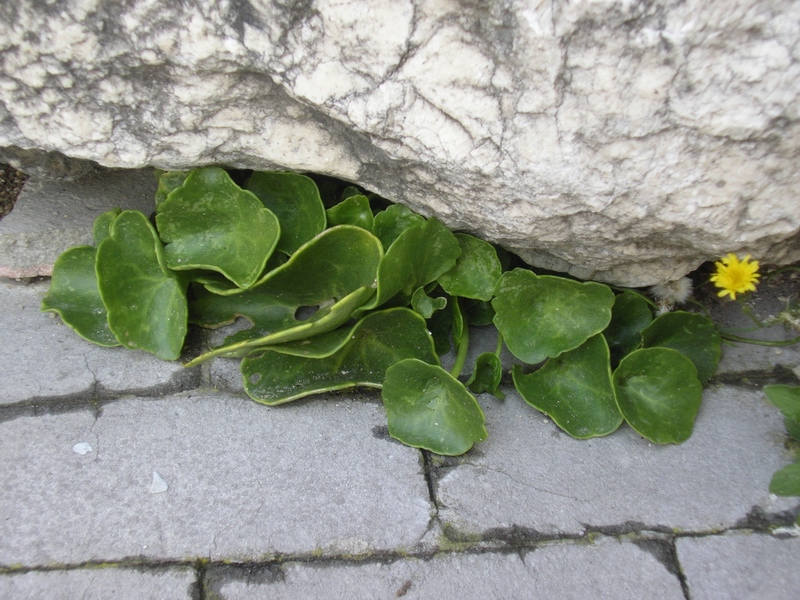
[467,352,505,399]
[203,224,383,298]
[246,171,326,254]
[186,225,383,364]
[154,170,189,207]
[241,308,438,404]
[769,461,800,496]
[156,167,280,289]
[92,208,121,246]
[96,210,188,360]
[437,233,502,301]
[513,335,622,439]
[763,385,800,423]
[463,299,495,326]
[641,311,721,382]
[383,359,487,455]
[492,269,615,365]
[357,217,461,314]
[41,245,120,347]
[603,291,652,365]
[785,418,800,442]
[372,204,425,250]
[613,347,702,444]
[411,286,447,319]
[326,194,374,231]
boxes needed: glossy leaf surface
[383,359,487,455]
[613,347,702,444]
[41,245,120,347]
[493,269,615,365]
[466,351,505,399]
[463,299,495,326]
[604,291,652,365]
[326,194,373,230]
[246,171,326,254]
[155,170,189,207]
[156,167,280,289]
[203,224,382,297]
[513,335,621,439]
[241,308,438,404]
[372,204,425,250]
[96,211,188,360]
[438,233,501,301]
[187,286,374,364]
[641,311,720,382]
[769,461,800,496]
[763,385,800,423]
[411,286,447,319]
[357,217,460,314]
[92,208,121,245]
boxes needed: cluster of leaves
[42,167,721,455]
[763,385,800,524]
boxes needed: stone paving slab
[676,533,800,600]
[435,385,798,538]
[0,393,432,567]
[0,280,199,404]
[0,168,157,278]
[213,536,684,599]
[0,566,197,600]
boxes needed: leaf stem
[721,332,800,347]
[495,331,504,356]
[450,315,469,379]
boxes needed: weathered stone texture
[1,0,799,285]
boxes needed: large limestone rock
[1,0,798,285]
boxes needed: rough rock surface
[1,0,799,285]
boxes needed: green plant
[42,167,722,455]
[763,385,800,525]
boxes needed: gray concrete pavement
[0,168,157,278]
[0,172,799,599]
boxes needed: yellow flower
[710,253,760,300]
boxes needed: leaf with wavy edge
[96,210,188,360]
[156,167,280,289]
[354,217,460,316]
[641,311,720,383]
[41,245,120,347]
[372,204,425,250]
[513,335,621,439]
[326,194,373,230]
[246,171,326,254]
[613,347,702,444]
[241,308,438,405]
[438,233,501,301]
[493,269,614,365]
[603,291,652,365]
[186,226,383,364]
[383,358,487,455]
[186,286,375,365]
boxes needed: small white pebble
[72,442,92,455]
[149,471,169,494]
[775,349,783,355]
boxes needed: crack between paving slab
[667,537,692,600]
[0,383,228,425]
[193,559,208,600]
[5,526,797,586]
[81,354,99,400]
